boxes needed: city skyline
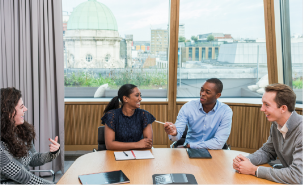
[62,0,302,41]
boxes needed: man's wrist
[183,142,190,148]
[172,132,178,136]
[183,142,188,148]
[252,166,258,176]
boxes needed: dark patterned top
[0,141,59,184]
[101,108,155,142]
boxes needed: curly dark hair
[1,87,36,158]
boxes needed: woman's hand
[49,136,60,152]
[138,138,153,149]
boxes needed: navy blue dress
[101,108,155,142]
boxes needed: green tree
[207,34,215,41]
[191,36,198,42]
[178,36,186,42]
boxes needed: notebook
[78,170,130,184]
[186,148,212,158]
[114,150,154,161]
[152,174,197,184]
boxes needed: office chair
[92,126,146,152]
[93,126,107,152]
[170,125,230,150]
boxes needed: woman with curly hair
[0,87,60,184]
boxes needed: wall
[65,102,169,150]
[65,101,302,153]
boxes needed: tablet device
[186,148,212,158]
[152,174,197,184]
[78,170,130,184]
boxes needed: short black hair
[206,78,223,93]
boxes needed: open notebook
[114,150,154,161]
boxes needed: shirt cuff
[51,147,60,154]
[188,142,198,149]
[169,134,179,142]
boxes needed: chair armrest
[170,141,178,148]
[272,164,284,169]
[93,148,97,152]
[29,170,55,182]
[222,143,230,150]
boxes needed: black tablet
[186,148,212,158]
[78,170,130,184]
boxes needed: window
[105,54,111,62]
[202,48,205,59]
[215,47,219,59]
[177,0,268,98]
[86,54,92,62]
[63,0,169,98]
[195,48,199,61]
[188,48,192,60]
[289,0,302,102]
[208,47,212,59]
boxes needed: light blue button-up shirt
[169,99,233,149]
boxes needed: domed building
[64,0,132,68]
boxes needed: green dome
[67,0,118,30]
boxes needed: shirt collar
[199,100,219,113]
[276,112,293,135]
[277,123,288,134]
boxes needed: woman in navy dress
[101,84,155,150]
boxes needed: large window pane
[177,0,268,98]
[62,0,168,98]
[289,0,302,102]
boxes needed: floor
[42,150,92,183]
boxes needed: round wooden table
[57,148,277,184]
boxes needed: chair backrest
[98,126,106,151]
[181,125,188,139]
[173,125,188,146]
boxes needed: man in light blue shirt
[164,78,233,149]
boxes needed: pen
[154,120,165,124]
[123,151,128,156]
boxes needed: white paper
[132,150,154,159]
[114,150,154,160]
[114,151,135,160]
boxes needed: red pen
[131,150,136,158]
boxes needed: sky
[62,0,302,41]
